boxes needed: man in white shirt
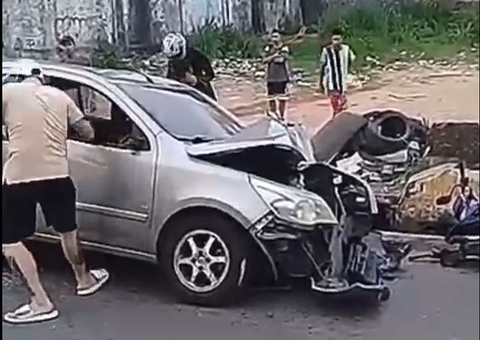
[319,28,356,117]
[2,63,109,324]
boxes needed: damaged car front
[188,138,391,301]
[2,61,394,308]
[113,80,391,305]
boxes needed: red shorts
[328,91,347,116]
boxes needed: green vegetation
[91,42,121,69]
[190,20,261,59]
[92,2,478,73]
[192,1,479,72]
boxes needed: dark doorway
[128,0,151,48]
[300,0,326,26]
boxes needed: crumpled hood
[187,117,312,160]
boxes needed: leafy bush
[315,1,479,67]
[190,19,261,59]
[91,41,122,69]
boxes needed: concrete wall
[2,0,303,56]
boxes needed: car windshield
[118,83,243,142]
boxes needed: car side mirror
[436,195,451,206]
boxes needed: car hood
[186,117,313,160]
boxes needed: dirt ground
[218,65,479,128]
[217,65,479,165]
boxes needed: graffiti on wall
[3,0,303,53]
[54,13,109,45]
[54,0,113,46]
[3,0,48,53]
[149,0,179,45]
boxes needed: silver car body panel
[2,60,271,260]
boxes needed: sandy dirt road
[218,66,479,129]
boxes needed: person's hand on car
[184,73,197,86]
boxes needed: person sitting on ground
[319,28,356,117]
[262,29,291,121]
[162,32,217,101]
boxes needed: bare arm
[72,118,95,141]
[319,48,328,91]
[262,46,278,64]
[2,84,12,139]
[65,93,94,141]
[348,46,356,70]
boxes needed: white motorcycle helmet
[162,33,187,59]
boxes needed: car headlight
[250,176,338,229]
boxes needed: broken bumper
[251,214,385,291]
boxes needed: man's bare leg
[59,230,95,289]
[268,98,277,117]
[278,99,287,120]
[3,243,54,312]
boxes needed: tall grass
[192,2,478,71]
[189,19,260,59]
[322,1,477,62]
[294,1,479,70]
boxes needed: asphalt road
[3,242,479,340]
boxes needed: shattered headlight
[250,176,338,229]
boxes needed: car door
[3,68,159,253]
[65,79,158,253]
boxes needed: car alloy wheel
[173,229,231,293]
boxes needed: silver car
[3,59,387,306]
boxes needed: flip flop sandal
[3,304,59,324]
[76,268,110,297]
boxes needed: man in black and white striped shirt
[319,28,356,117]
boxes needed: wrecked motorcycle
[409,163,479,267]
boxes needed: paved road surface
[3,242,479,340]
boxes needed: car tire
[160,212,251,306]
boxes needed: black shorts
[267,81,288,97]
[2,177,78,244]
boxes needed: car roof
[2,58,179,88]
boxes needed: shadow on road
[3,239,478,318]
[2,240,391,315]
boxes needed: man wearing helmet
[2,62,110,324]
[162,33,217,100]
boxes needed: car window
[118,83,243,142]
[3,74,150,151]
[79,86,112,120]
[67,85,150,151]
[2,73,21,85]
